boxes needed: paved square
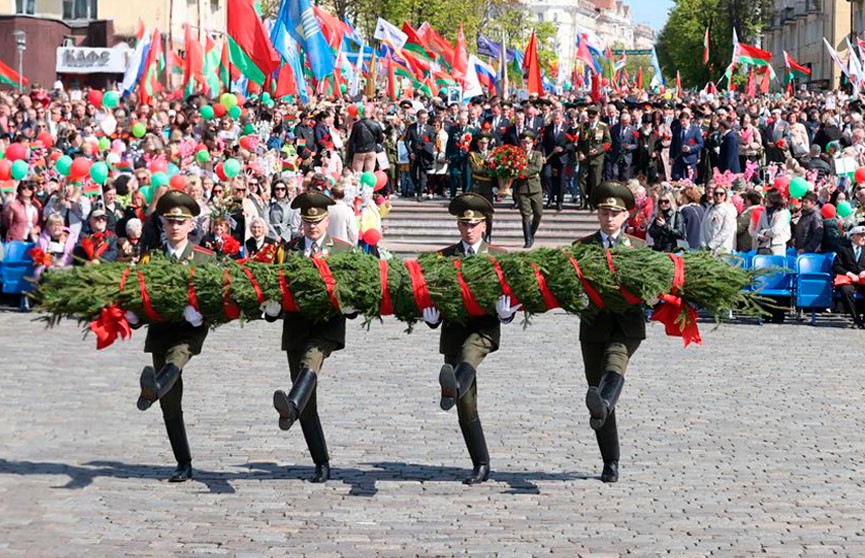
[1,311,864,557]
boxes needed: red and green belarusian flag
[784,50,810,83]
[401,22,435,61]
[735,42,776,79]
[702,27,710,65]
[227,0,280,85]
[202,34,223,97]
[182,23,205,98]
[139,27,164,105]
[0,57,27,88]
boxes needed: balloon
[199,105,215,120]
[98,137,111,152]
[0,160,10,180]
[196,150,210,163]
[132,122,147,138]
[220,92,238,109]
[373,170,388,191]
[10,160,29,181]
[167,163,180,177]
[347,104,359,118]
[228,105,242,119]
[856,167,865,184]
[88,89,103,107]
[169,174,187,190]
[821,204,837,219]
[5,143,29,162]
[601,78,609,87]
[138,185,154,204]
[261,92,271,103]
[103,90,119,108]
[50,151,62,162]
[36,131,54,149]
[215,162,227,181]
[149,159,168,174]
[263,99,274,109]
[363,228,382,246]
[360,171,376,188]
[55,155,72,176]
[239,135,255,150]
[788,177,809,199]
[223,158,242,178]
[243,123,255,135]
[151,172,169,188]
[69,157,92,180]
[106,152,121,165]
[663,92,673,100]
[213,104,227,118]
[89,161,109,185]
[838,201,854,218]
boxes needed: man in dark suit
[717,118,742,173]
[575,181,645,483]
[832,224,865,328]
[503,108,528,146]
[265,192,356,483]
[131,190,216,482]
[484,102,511,146]
[524,103,545,135]
[541,110,575,211]
[445,112,472,199]
[761,108,792,164]
[606,111,638,181]
[670,110,704,180]
[294,111,316,155]
[404,109,436,201]
[421,194,519,484]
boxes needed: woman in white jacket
[700,185,738,254]
[752,189,791,255]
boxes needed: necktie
[554,125,560,137]
[309,243,320,257]
[856,247,862,262]
[608,236,618,249]
[466,245,475,256]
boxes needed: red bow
[650,254,702,347]
[88,304,132,350]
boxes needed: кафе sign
[56,47,129,74]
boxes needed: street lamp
[12,31,26,92]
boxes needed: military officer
[468,132,495,242]
[263,191,355,484]
[422,193,521,484]
[577,105,611,210]
[131,190,215,482]
[513,131,545,248]
[575,181,645,483]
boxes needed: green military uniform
[575,182,645,483]
[430,194,510,485]
[577,106,611,210]
[135,190,215,483]
[271,191,354,484]
[468,132,495,242]
[513,130,545,248]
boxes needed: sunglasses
[234,188,247,193]
[659,199,671,204]
[274,187,286,191]
[713,191,726,196]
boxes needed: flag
[613,52,627,73]
[649,46,665,87]
[636,66,643,90]
[121,23,150,94]
[417,22,455,68]
[461,55,484,99]
[675,70,682,92]
[576,34,600,73]
[374,18,407,50]
[703,27,710,65]
[783,50,811,84]
[313,6,350,50]
[274,63,298,97]
[272,0,334,81]
[386,56,397,100]
[228,0,280,85]
[846,37,863,89]
[182,24,205,97]
[523,30,543,96]
[472,55,497,93]
[759,66,771,93]
[0,57,27,88]
[139,28,164,105]
[202,35,223,97]
[402,22,434,60]
[823,37,849,77]
[452,24,469,85]
[477,34,502,60]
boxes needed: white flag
[824,37,850,77]
[373,18,407,50]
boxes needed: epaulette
[487,244,508,255]
[331,237,353,249]
[193,245,214,255]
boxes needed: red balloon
[363,228,382,246]
[601,78,609,87]
[213,104,227,118]
[69,157,92,180]
[36,131,54,149]
[215,162,227,181]
[49,151,62,162]
[5,142,29,162]
[169,174,187,190]
[149,159,168,174]
[195,143,208,153]
[88,89,103,108]
[773,175,791,196]
[239,135,254,150]
[855,167,865,184]
[821,203,837,219]
[373,170,388,191]
[0,160,10,180]
[347,105,359,118]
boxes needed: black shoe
[169,462,193,482]
[586,387,608,431]
[586,371,625,431]
[310,463,330,483]
[274,369,317,431]
[459,418,490,485]
[556,203,563,211]
[463,463,490,485]
[600,461,618,483]
[273,389,298,431]
[439,364,457,411]
[137,366,156,411]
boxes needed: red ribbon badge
[650,253,702,347]
[89,304,131,350]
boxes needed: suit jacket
[502,122,531,146]
[513,150,545,195]
[435,240,506,355]
[609,123,638,166]
[278,235,354,352]
[541,123,576,167]
[485,115,511,145]
[143,243,215,355]
[718,130,741,173]
[294,124,315,152]
[669,122,704,166]
[405,122,436,168]
[833,241,865,276]
[526,115,545,135]
[575,232,647,342]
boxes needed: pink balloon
[5,143,29,162]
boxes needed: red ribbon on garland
[240,266,265,304]
[405,259,434,311]
[379,259,394,316]
[89,304,131,350]
[650,253,702,347]
[310,256,340,310]
[568,256,605,309]
[453,259,486,317]
[137,271,163,321]
[277,268,300,312]
[119,267,130,291]
[222,269,241,320]
[489,257,520,306]
[531,263,560,310]
[187,267,200,311]
[605,249,643,305]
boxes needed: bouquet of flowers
[457,132,472,153]
[488,145,528,179]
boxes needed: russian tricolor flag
[474,58,496,93]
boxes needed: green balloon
[196,150,210,163]
[228,105,242,119]
[360,171,376,188]
[10,160,28,181]
[200,105,215,120]
[98,137,111,152]
[55,155,72,176]
[89,161,109,185]
[132,122,147,138]
[0,150,5,159]
[103,90,120,108]
[339,83,347,93]
[243,123,255,135]
[151,172,169,188]
[220,92,238,109]
[261,92,271,103]
[139,185,154,204]
[788,176,809,199]
[838,200,854,218]
[223,158,242,178]
[264,99,274,109]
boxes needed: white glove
[261,299,282,317]
[341,304,358,315]
[495,295,523,322]
[124,310,140,325]
[183,305,204,327]
[422,306,441,325]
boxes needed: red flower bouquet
[221,234,241,256]
[488,145,529,179]
[30,247,52,267]
[457,132,472,153]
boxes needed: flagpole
[501,29,508,100]
[365,46,378,98]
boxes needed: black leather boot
[273,368,317,431]
[164,416,192,482]
[596,410,620,483]
[459,418,490,485]
[522,220,533,249]
[439,362,477,411]
[300,413,330,483]
[586,371,625,431]
[138,364,181,411]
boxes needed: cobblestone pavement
[2,310,865,557]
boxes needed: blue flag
[271,0,334,81]
[477,35,502,59]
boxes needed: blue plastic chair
[1,241,36,297]
[751,254,793,296]
[795,253,833,324]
